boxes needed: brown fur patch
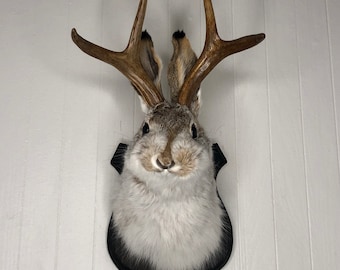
[139,143,162,172]
[174,149,197,177]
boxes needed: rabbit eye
[142,123,150,135]
[191,124,198,139]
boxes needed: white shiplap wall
[1,0,339,269]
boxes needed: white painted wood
[1,0,340,269]
[5,1,70,268]
[265,0,312,269]
[327,3,340,266]
[0,3,33,269]
[297,0,340,269]
[55,1,101,269]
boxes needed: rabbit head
[118,30,211,185]
[72,0,264,185]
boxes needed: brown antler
[178,0,265,106]
[71,0,164,107]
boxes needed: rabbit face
[126,102,212,182]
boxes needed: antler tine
[178,0,265,106]
[71,0,164,107]
[126,0,145,55]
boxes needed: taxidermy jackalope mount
[71,0,264,269]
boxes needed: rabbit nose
[156,158,175,170]
[156,136,175,170]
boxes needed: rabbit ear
[168,31,201,115]
[137,31,163,113]
[140,31,163,91]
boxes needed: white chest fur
[112,171,224,270]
